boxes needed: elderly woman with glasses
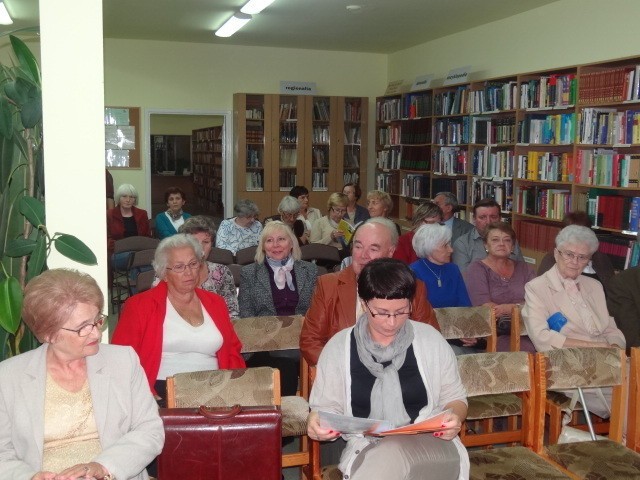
[523,225,625,418]
[112,234,245,407]
[215,199,262,254]
[393,201,444,264]
[0,269,164,480]
[308,258,469,480]
[310,192,350,254]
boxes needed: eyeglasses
[364,301,412,320]
[60,314,106,337]
[332,207,347,215]
[556,249,591,263]
[166,260,201,273]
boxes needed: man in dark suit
[433,191,474,244]
[300,217,439,366]
[607,266,640,348]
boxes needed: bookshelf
[192,126,223,215]
[234,93,368,218]
[375,55,640,268]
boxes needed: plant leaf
[10,36,41,86]
[19,196,45,227]
[54,234,97,266]
[20,87,42,128]
[3,77,30,105]
[0,276,22,334]
[4,238,36,257]
[26,234,46,282]
[0,95,13,139]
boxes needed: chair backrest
[136,269,156,293]
[129,248,156,269]
[166,367,281,408]
[300,243,341,264]
[458,351,537,447]
[227,263,242,288]
[113,236,159,254]
[434,306,497,352]
[233,315,304,353]
[316,265,329,276]
[535,347,627,444]
[208,247,234,265]
[510,303,526,352]
[235,245,258,265]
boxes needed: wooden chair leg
[546,402,563,444]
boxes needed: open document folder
[318,409,451,436]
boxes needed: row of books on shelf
[279,171,297,190]
[470,117,517,144]
[245,108,264,120]
[312,125,330,144]
[280,102,298,121]
[431,178,467,203]
[377,98,402,122]
[377,148,401,170]
[515,151,572,182]
[401,174,430,199]
[194,185,221,203]
[433,146,467,175]
[245,172,264,191]
[578,108,640,145]
[343,171,360,185]
[515,220,561,253]
[468,81,518,113]
[400,118,431,144]
[193,128,222,142]
[518,113,575,145]
[574,150,640,187]
[246,147,262,168]
[514,187,571,220]
[434,87,469,116]
[193,152,222,166]
[576,191,640,232]
[311,171,328,190]
[193,140,222,153]
[344,148,361,168]
[519,74,576,110]
[378,125,401,146]
[472,178,513,212]
[473,148,514,178]
[375,172,399,194]
[404,92,432,119]
[434,117,470,145]
[280,123,298,143]
[279,147,297,168]
[345,126,362,144]
[578,66,640,105]
[312,100,330,121]
[312,146,329,168]
[246,123,264,143]
[598,235,640,270]
[344,100,363,122]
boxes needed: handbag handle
[198,404,242,419]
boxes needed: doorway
[144,109,233,221]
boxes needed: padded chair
[135,269,156,294]
[535,347,640,479]
[126,248,156,295]
[300,244,341,270]
[462,351,575,479]
[235,245,258,265]
[208,247,234,265]
[233,315,316,479]
[110,236,159,313]
[227,263,242,288]
[510,303,527,352]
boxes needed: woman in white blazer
[0,269,164,480]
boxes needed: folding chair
[110,236,159,313]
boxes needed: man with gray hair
[433,191,474,244]
[300,217,439,366]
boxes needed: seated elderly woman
[112,234,245,406]
[264,195,309,246]
[215,199,262,254]
[366,190,402,236]
[308,258,468,480]
[523,225,626,418]
[0,269,164,480]
[154,186,192,240]
[464,222,536,352]
[310,192,351,256]
[393,201,444,264]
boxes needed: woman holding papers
[308,258,469,480]
[310,192,351,256]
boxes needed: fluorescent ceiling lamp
[240,0,276,15]
[215,12,252,37]
[0,2,13,25]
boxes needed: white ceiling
[2,0,560,54]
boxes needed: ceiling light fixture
[215,12,252,38]
[240,0,276,15]
[0,1,13,25]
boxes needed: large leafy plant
[0,35,97,358]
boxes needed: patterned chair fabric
[170,367,278,408]
[545,440,640,479]
[233,315,303,353]
[321,466,342,480]
[281,396,310,437]
[545,347,623,390]
[469,446,573,480]
[435,306,493,340]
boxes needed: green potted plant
[0,35,97,359]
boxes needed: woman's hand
[433,412,462,441]
[53,462,108,480]
[331,230,345,242]
[31,473,56,480]
[460,338,478,347]
[307,410,341,442]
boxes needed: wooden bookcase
[375,55,640,268]
[234,93,368,218]
[192,126,224,215]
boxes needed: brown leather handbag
[158,405,282,480]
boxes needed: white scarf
[266,256,295,290]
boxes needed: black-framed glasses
[364,301,412,320]
[331,207,347,215]
[60,314,107,337]
[166,260,201,273]
[556,249,591,263]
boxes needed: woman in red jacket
[112,234,245,406]
[107,183,152,255]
